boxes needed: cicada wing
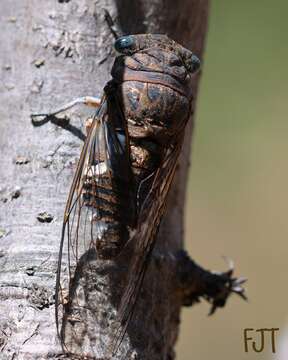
[55,96,135,350]
[55,105,105,340]
[110,139,183,356]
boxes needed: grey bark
[0,1,209,359]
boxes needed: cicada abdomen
[43,34,200,358]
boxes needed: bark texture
[0,1,209,359]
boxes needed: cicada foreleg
[31,96,102,135]
[31,96,101,118]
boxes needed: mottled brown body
[122,80,190,173]
[52,34,200,356]
[87,35,194,259]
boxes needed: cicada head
[111,34,200,140]
[114,34,200,76]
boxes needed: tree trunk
[0,1,209,359]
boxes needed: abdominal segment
[81,163,133,259]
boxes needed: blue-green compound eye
[114,36,135,53]
[191,54,201,72]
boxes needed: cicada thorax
[121,80,190,140]
[111,47,192,192]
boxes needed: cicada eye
[114,36,135,54]
[190,54,201,73]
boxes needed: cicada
[32,30,200,358]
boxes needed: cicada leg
[103,9,122,39]
[31,96,101,118]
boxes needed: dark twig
[176,250,247,314]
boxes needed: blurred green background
[177,1,288,359]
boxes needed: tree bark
[0,1,209,359]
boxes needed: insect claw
[31,114,40,119]
[31,112,48,117]
[31,114,51,127]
